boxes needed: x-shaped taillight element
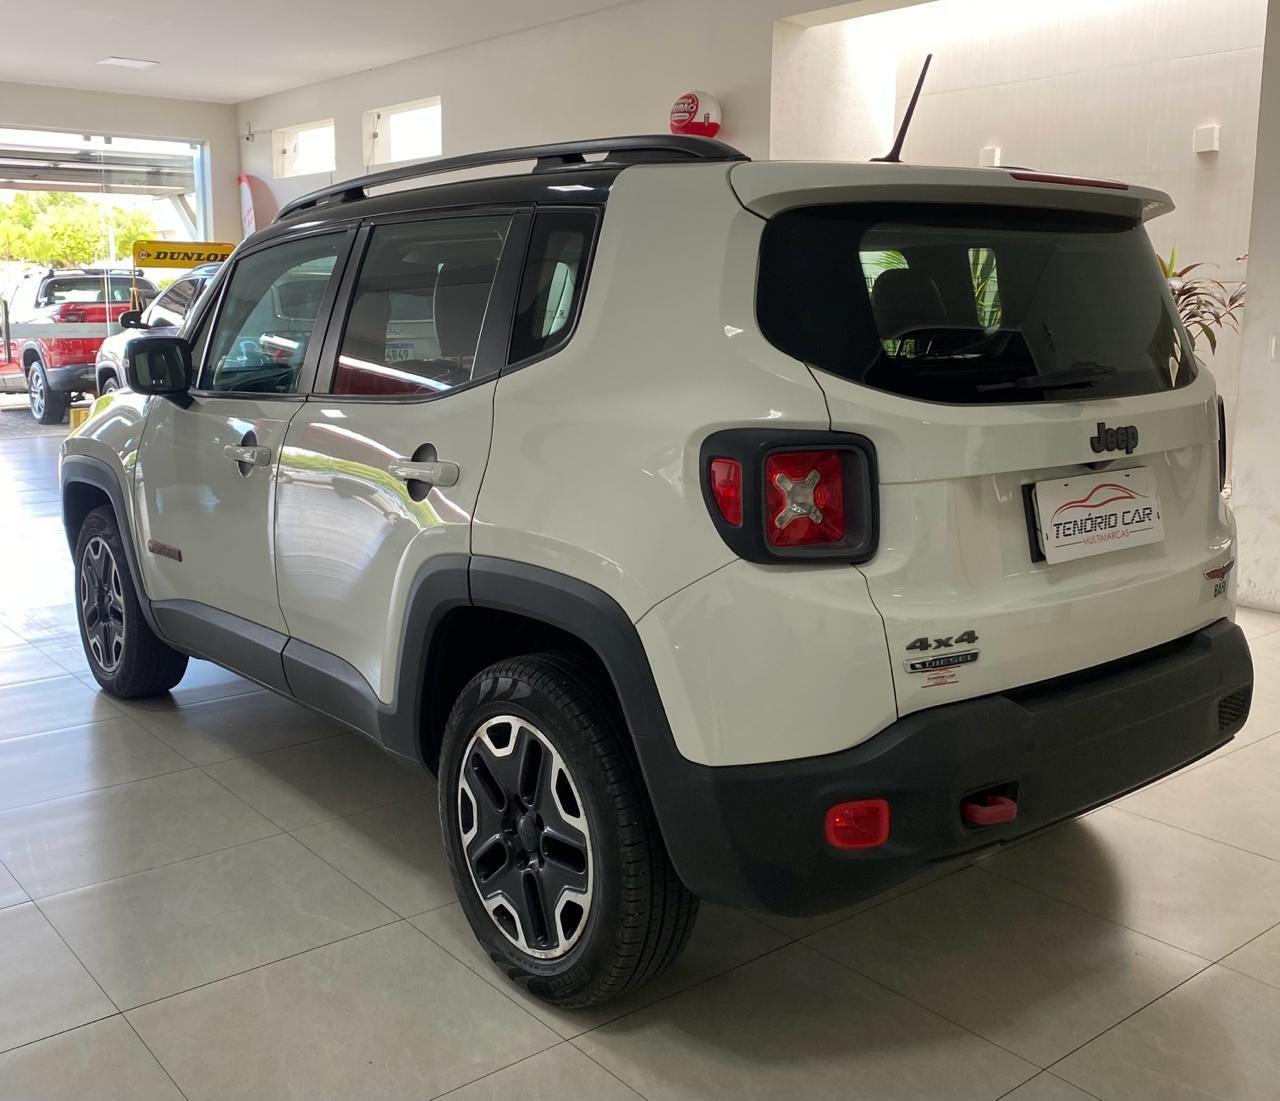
[772,469,823,529]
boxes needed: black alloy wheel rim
[457,715,593,959]
[79,536,126,673]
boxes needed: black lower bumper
[638,618,1253,916]
[46,363,95,392]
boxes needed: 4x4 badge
[1090,422,1139,455]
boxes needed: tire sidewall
[438,662,631,1000]
[74,508,147,693]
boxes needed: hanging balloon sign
[669,91,722,139]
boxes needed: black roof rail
[274,134,749,222]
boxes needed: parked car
[59,135,1254,1008]
[1,267,157,422]
[94,264,222,394]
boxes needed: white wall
[234,0,883,217]
[770,0,1267,419]
[1231,0,1280,609]
[0,81,242,243]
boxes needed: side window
[508,210,596,364]
[200,234,343,394]
[332,214,510,397]
[144,278,196,327]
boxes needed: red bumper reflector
[825,799,890,849]
[961,794,1018,827]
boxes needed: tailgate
[743,166,1235,715]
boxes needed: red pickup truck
[1,267,157,423]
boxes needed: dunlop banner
[131,240,235,269]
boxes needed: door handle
[223,444,272,467]
[388,459,460,488]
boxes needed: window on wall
[273,120,336,179]
[363,97,442,166]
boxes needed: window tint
[40,277,144,305]
[144,278,196,327]
[201,235,342,394]
[508,210,595,364]
[759,205,1195,405]
[332,215,510,397]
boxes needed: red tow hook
[961,793,1018,827]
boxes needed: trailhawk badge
[1032,467,1164,565]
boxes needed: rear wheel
[439,653,698,1007]
[27,360,68,424]
[75,506,188,697]
[100,374,120,394]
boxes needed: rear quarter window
[757,204,1195,405]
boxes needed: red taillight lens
[764,450,845,547]
[55,304,84,322]
[825,799,891,850]
[708,457,743,526]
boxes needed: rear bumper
[639,617,1253,916]
[45,363,96,392]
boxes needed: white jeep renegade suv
[60,135,1254,1007]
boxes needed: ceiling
[3,0,632,103]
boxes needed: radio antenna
[872,53,933,163]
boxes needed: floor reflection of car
[94,263,222,394]
[1,267,158,423]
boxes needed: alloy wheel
[457,715,593,959]
[79,536,126,673]
[28,369,45,420]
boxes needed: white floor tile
[807,868,1205,1066]
[1054,965,1280,1100]
[40,834,396,1008]
[0,1017,182,1100]
[0,903,115,1054]
[128,922,560,1100]
[575,943,1035,1100]
[984,807,1280,959]
[0,768,279,897]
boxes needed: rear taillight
[708,458,743,526]
[764,450,845,546]
[54,303,84,322]
[699,430,878,564]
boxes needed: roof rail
[275,134,749,222]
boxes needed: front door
[134,229,351,636]
[275,211,521,703]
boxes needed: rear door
[274,209,528,704]
[133,229,352,639]
[753,191,1231,715]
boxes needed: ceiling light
[97,57,159,70]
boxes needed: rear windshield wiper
[976,363,1118,393]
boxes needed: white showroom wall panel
[0,81,242,242]
[1231,0,1280,609]
[770,0,1267,422]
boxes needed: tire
[439,653,698,1007]
[27,360,68,425]
[74,505,188,698]
[100,374,120,394]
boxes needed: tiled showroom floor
[4,425,1280,1100]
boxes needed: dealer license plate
[1032,467,1164,565]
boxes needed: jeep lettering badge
[1089,421,1140,455]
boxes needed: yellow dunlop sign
[131,240,235,268]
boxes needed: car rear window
[41,277,154,305]
[756,204,1196,405]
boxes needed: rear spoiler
[729,162,1173,222]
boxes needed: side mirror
[119,310,145,329]
[124,336,193,405]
